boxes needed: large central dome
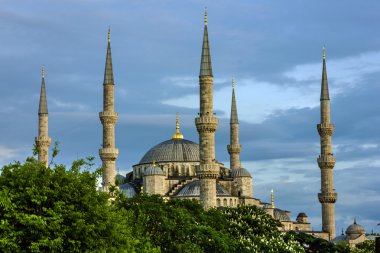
[139,138,199,164]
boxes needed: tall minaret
[227,79,241,170]
[317,47,337,239]
[35,65,51,167]
[195,9,219,210]
[99,28,119,191]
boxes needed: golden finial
[152,160,156,166]
[117,167,120,175]
[271,189,275,208]
[204,7,208,26]
[172,113,184,139]
[108,26,111,42]
[322,46,326,60]
[42,64,45,78]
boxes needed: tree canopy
[1,157,374,252]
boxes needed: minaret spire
[317,47,337,239]
[104,27,114,85]
[199,8,213,77]
[35,64,51,167]
[99,29,119,193]
[196,10,219,209]
[228,79,241,170]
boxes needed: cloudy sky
[1,0,379,235]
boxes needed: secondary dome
[175,180,230,197]
[346,220,365,238]
[139,138,199,164]
[231,168,252,177]
[144,165,165,176]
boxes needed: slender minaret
[317,47,337,239]
[227,79,242,170]
[195,9,219,209]
[99,28,119,191]
[35,65,51,167]
[271,189,275,208]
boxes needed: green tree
[0,157,158,253]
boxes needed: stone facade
[35,65,51,167]
[317,48,337,240]
[99,30,119,191]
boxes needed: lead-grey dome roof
[346,220,365,236]
[139,138,199,164]
[119,183,136,198]
[175,181,231,197]
[144,166,164,176]
[231,168,252,178]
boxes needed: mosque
[33,10,370,244]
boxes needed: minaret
[271,189,275,208]
[195,9,219,210]
[99,28,119,191]
[227,79,242,170]
[35,65,51,167]
[317,47,337,239]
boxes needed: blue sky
[1,0,379,235]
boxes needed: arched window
[217,198,221,207]
[223,198,227,206]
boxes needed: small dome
[175,180,230,197]
[119,183,136,198]
[231,168,251,178]
[297,212,308,218]
[346,220,365,237]
[116,174,126,182]
[144,165,165,176]
[139,139,199,164]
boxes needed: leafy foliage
[0,157,157,253]
[116,194,305,253]
[5,155,372,253]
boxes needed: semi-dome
[139,138,199,164]
[231,167,251,177]
[119,183,137,198]
[144,165,165,176]
[346,220,365,238]
[175,180,230,197]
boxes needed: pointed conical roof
[103,28,114,85]
[39,65,48,115]
[230,79,238,124]
[199,9,213,77]
[321,47,330,100]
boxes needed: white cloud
[52,99,88,111]
[162,51,380,124]
[0,145,21,163]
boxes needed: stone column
[99,29,119,191]
[195,10,219,209]
[35,65,51,167]
[317,47,337,240]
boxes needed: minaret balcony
[197,164,219,179]
[99,111,118,124]
[317,123,334,136]
[317,156,336,169]
[318,192,337,203]
[99,148,119,161]
[35,136,51,147]
[195,116,218,133]
[227,144,241,153]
